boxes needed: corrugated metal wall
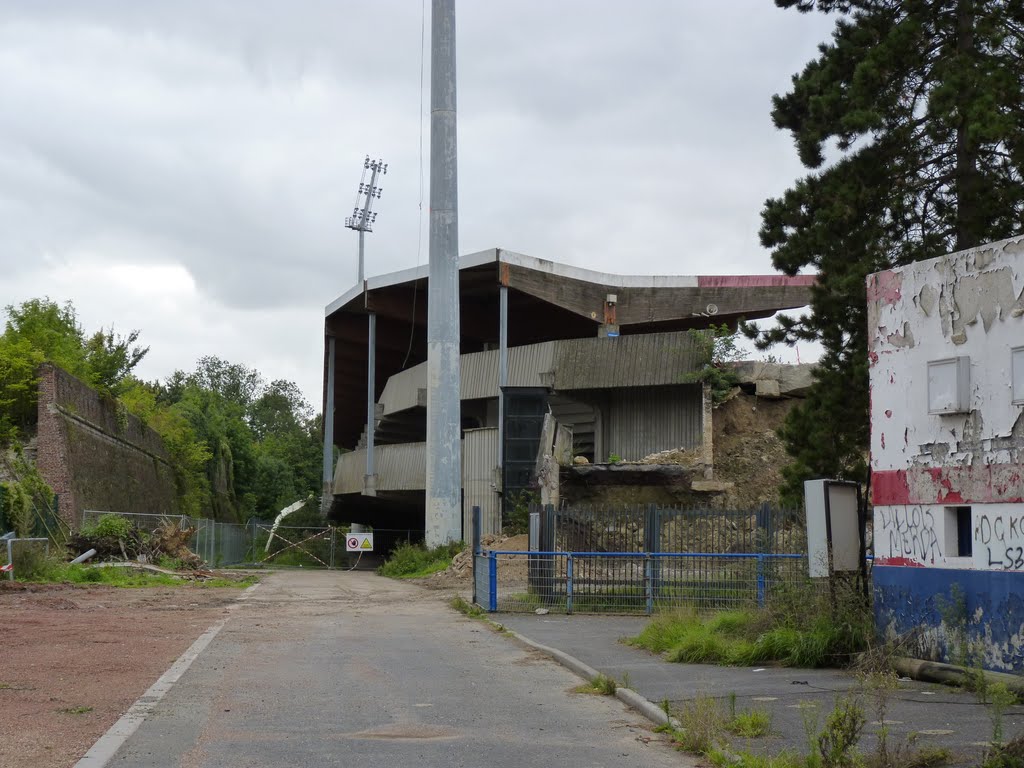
[377,342,557,417]
[377,331,703,419]
[462,428,501,539]
[599,385,703,462]
[333,443,427,494]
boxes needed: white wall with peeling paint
[868,234,1024,570]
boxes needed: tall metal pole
[322,336,336,512]
[365,312,377,496]
[425,0,461,547]
[497,284,508,474]
[358,229,366,285]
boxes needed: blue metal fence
[478,550,806,614]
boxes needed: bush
[81,514,135,540]
[378,540,462,579]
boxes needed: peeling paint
[885,322,915,348]
[867,269,903,305]
[869,235,1024,672]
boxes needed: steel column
[321,336,336,512]
[365,312,377,495]
[425,0,461,546]
[497,284,508,474]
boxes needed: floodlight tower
[345,156,387,284]
[345,156,387,497]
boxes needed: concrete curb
[73,580,262,768]
[506,628,677,729]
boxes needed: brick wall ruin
[35,364,177,527]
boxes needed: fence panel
[483,550,809,615]
[550,504,807,557]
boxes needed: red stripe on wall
[696,275,817,288]
[873,466,1024,506]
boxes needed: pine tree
[748,0,1024,502]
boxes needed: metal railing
[476,549,807,615]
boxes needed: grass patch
[378,541,462,579]
[729,709,772,738]
[11,548,257,588]
[450,596,485,618]
[629,580,872,669]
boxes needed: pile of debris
[69,518,205,570]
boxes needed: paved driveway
[98,571,691,768]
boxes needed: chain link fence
[79,511,417,569]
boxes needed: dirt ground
[712,391,797,508]
[0,580,247,768]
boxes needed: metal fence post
[330,527,336,569]
[488,550,498,612]
[472,506,481,606]
[644,555,653,615]
[566,555,574,615]
[756,554,766,608]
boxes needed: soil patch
[0,581,246,768]
[712,391,797,508]
[415,533,529,590]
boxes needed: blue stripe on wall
[873,565,1024,673]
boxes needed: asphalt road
[100,571,692,768]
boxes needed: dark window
[502,387,549,517]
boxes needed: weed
[591,673,618,695]
[58,706,93,715]
[450,596,485,618]
[674,694,726,754]
[707,748,804,768]
[817,695,865,768]
[982,735,1024,768]
[728,709,772,738]
[986,682,1018,745]
[378,540,462,579]
[896,746,953,768]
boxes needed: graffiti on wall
[976,511,1024,570]
[877,506,941,563]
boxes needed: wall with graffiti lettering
[868,237,1024,672]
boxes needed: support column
[425,0,461,546]
[321,336,336,513]
[497,284,508,485]
[364,312,377,496]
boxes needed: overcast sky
[0,1,834,407]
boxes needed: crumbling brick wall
[35,364,177,528]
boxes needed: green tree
[747,0,1024,501]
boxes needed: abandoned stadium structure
[322,248,813,536]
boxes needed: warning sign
[345,533,374,552]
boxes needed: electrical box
[805,480,861,578]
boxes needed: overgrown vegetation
[682,324,743,406]
[10,545,254,588]
[502,489,537,535]
[0,298,324,523]
[378,540,462,579]
[629,580,872,669]
[742,1,1024,500]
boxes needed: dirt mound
[631,447,701,466]
[712,392,797,508]
[417,533,529,590]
